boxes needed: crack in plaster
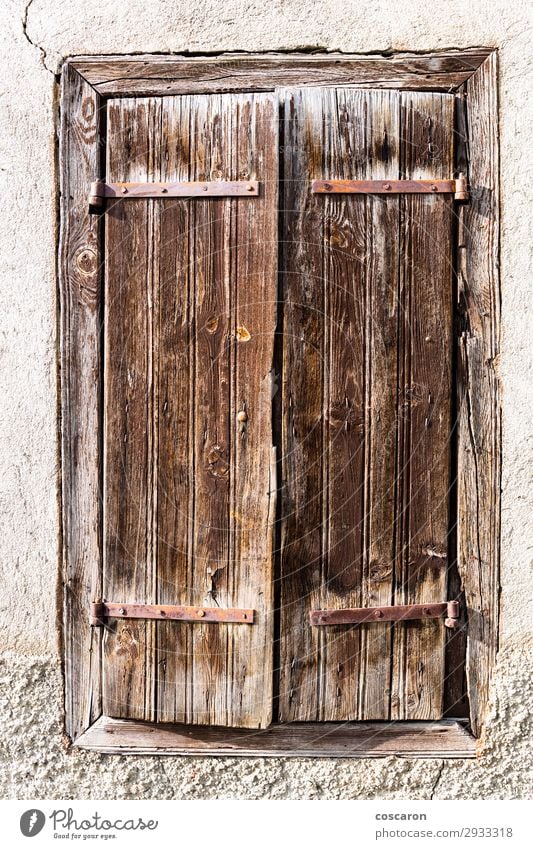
[430,761,446,799]
[22,0,53,74]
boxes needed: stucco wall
[1,0,531,799]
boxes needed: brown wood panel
[103,97,161,720]
[59,65,104,740]
[70,50,491,97]
[154,96,193,724]
[229,94,278,728]
[457,53,500,738]
[280,88,455,722]
[391,92,455,720]
[77,716,476,758]
[103,92,277,728]
[279,89,401,721]
[278,88,327,722]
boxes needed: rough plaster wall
[0,0,531,799]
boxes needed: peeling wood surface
[59,65,103,741]
[279,88,455,722]
[103,93,277,728]
[70,50,492,98]
[75,715,476,758]
[456,53,501,738]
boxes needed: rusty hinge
[90,601,254,626]
[88,179,259,211]
[310,601,460,628]
[312,174,468,201]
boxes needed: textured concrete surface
[1,0,532,798]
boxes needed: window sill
[74,716,477,758]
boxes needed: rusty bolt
[445,617,459,629]
[237,410,248,423]
[160,609,166,616]
[383,183,392,191]
[374,610,384,619]
[119,607,127,615]
[242,613,247,620]
[423,607,431,615]
[431,184,438,192]
[161,187,168,194]
[247,184,255,192]
[202,185,208,191]
[121,187,128,194]
[197,609,205,618]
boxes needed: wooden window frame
[60,49,499,758]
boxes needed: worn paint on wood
[279,88,455,721]
[103,93,277,728]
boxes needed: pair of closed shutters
[103,87,455,729]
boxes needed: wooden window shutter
[97,85,462,731]
[103,93,278,728]
[278,88,455,722]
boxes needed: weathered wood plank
[59,64,103,741]
[391,92,455,720]
[457,53,500,738]
[103,97,161,721]
[358,92,400,719]
[187,93,234,726]
[319,87,368,721]
[229,94,278,728]
[278,88,327,722]
[155,96,193,724]
[70,50,492,97]
[76,715,477,758]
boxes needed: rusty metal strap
[312,175,468,200]
[89,179,259,209]
[310,601,460,628]
[90,601,254,626]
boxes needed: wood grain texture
[103,93,277,728]
[391,92,455,720]
[104,97,161,721]
[280,88,455,722]
[69,50,491,97]
[456,53,500,738]
[59,64,103,741]
[278,88,327,722]
[76,715,476,758]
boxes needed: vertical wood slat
[104,97,161,720]
[155,97,193,723]
[391,92,455,719]
[280,87,455,721]
[457,53,500,738]
[188,94,234,726]
[278,88,326,722]
[230,96,278,727]
[103,93,277,728]
[59,65,103,740]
